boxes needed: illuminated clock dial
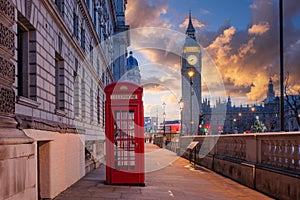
[187,54,198,65]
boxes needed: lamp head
[187,69,195,78]
[179,98,184,109]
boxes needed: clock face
[187,54,198,65]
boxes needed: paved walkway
[54,144,272,200]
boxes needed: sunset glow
[125,0,300,120]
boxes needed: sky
[124,0,300,121]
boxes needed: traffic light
[199,114,204,125]
[198,114,205,135]
[203,124,210,133]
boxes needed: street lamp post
[298,114,300,130]
[162,102,166,137]
[250,106,256,131]
[187,68,195,135]
[162,102,167,148]
[279,0,284,131]
[156,107,158,135]
[179,98,184,136]
[238,112,242,133]
[233,118,237,134]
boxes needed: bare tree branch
[284,72,300,128]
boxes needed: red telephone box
[104,81,145,185]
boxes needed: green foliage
[251,118,267,133]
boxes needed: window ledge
[17,96,40,108]
[55,109,66,117]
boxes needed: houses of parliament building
[202,78,300,134]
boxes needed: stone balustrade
[154,132,300,200]
[260,134,300,171]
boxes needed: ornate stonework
[0,0,15,25]
[16,115,77,133]
[0,0,16,127]
[0,86,15,116]
[0,56,15,84]
[0,22,15,56]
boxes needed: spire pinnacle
[186,11,196,39]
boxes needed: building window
[73,11,79,39]
[74,58,79,78]
[81,69,86,119]
[102,94,105,127]
[74,58,80,117]
[90,43,93,65]
[101,70,105,82]
[86,0,90,10]
[97,88,100,124]
[81,25,85,51]
[97,57,100,76]
[74,78,80,117]
[90,81,94,122]
[17,21,36,100]
[55,0,64,15]
[93,2,97,26]
[55,52,65,111]
[17,24,29,97]
[98,18,102,40]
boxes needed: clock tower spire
[181,12,202,135]
[186,11,196,40]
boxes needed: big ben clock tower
[181,12,202,135]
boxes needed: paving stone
[54,144,272,200]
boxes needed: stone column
[0,0,17,128]
[0,0,35,199]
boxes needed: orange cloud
[125,0,171,28]
[248,22,270,35]
[205,26,271,103]
[125,0,300,106]
[179,18,205,29]
[207,27,236,50]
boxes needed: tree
[251,118,267,133]
[284,73,300,128]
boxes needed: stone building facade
[0,0,129,199]
[201,78,300,134]
[181,13,202,135]
[122,51,141,84]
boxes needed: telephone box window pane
[114,109,136,170]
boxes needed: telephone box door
[105,82,144,185]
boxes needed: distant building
[112,0,130,81]
[0,0,130,199]
[181,12,202,135]
[122,51,141,84]
[202,78,300,134]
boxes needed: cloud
[207,27,236,50]
[161,93,178,105]
[199,8,211,15]
[125,0,171,28]
[206,27,236,68]
[179,17,205,29]
[248,22,270,35]
[285,40,300,91]
[125,0,300,106]
[202,0,300,103]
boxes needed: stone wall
[175,133,300,200]
[0,0,124,199]
[0,0,37,199]
[24,129,85,199]
[0,130,36,200]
